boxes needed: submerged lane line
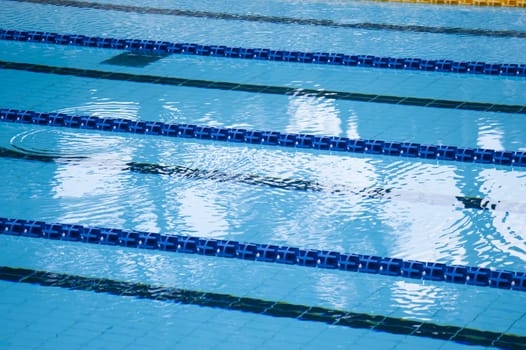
[1,29,525,77]
[1,266,523,348]
[7,0,526,38]
[0,60,525,114]
[1,109,525,169]
[1,218,525,293]
[0,145,517,212]
[0,145,327,192]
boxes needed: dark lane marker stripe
[8,0,526,38]
[1,29,525,77]
[1,218,526,293]
[0,146,511,211]
[1,60,525,115]
[0,145,328,192]
[0,265,524,349]
[127,162,327,192]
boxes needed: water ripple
[390,281,450,320]
[57,97,140,120]
[2,126,525,270]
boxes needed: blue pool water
[0,0,525,349]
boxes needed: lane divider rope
[1,108,525,168]
[1,29,525,77]
[1,218,525,292]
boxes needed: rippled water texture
[2,125,525,268]
[0,1,525,347]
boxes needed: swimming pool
[0,0,525,349]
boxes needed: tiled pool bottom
[1,232,525,350]
[1,275,524,350]
[0,274,520,349]
[1,0,525,348]
[0,279,413,350]
[0,270,524,349]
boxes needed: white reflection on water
[477,116,504,151]
[264,152,382,251]
[47,133,129,196]
[390,280,448,320]
[475,168,526,264]
[346,108,360,139]
[11,128,141,228]
[177,187,230,238]
[375,161,469,264]
[313,272,360,310]
[285,94,342,135]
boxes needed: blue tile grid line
[0,29,525,77]
[1,108,525,168]
[1,217,525,292]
